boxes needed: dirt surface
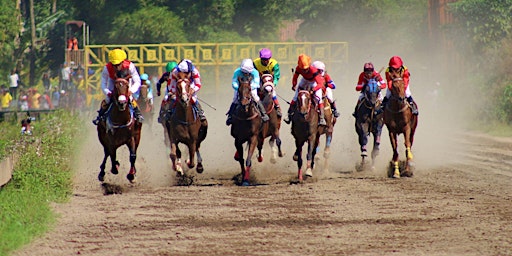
[13,94,512,256]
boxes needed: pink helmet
[388,56,403,69]
[259,48,272,59]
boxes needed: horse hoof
[196,163,204,174]
[98,171,105,182]
[187,160,195,169]
[234,151,240,161]
[127,173,135,182]
[293,154,298,161]
[258,156,263,162]
[361,151,368,157]
[305,169,313,177]
[111,168,118,175]
[270,157,277,164]
[242,181,250,186]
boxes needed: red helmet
[363,62,374,72]
[388,56,403,69]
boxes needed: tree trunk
[29,0,36,86]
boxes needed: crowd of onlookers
[0,62,88,113]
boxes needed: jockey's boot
[195,101,207,122]
[375,97,388,115]
[226,102,237,126]
[273,98,282,118]
[319,106,327,126]
[284,101,296,124]
[330,100,340,118]
[133,106,144,123]
[407,96,419,115]
[257,101,270,122]
[92,99,108,125]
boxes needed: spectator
[18,90,29,111]
[0,87,13,110]
[39,90,53,110]
[29,88,42,109]
[42,73,51,92]
[51,87,60,108]
[9,69,20,99]
[61,62,71,91]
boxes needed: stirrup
[319,118,327,126]
[284,116,291,124]
[226,116,232,126]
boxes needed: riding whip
[198,97,217,110]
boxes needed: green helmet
[166,61,178,72]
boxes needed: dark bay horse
[97,74,142,183]
[383,69,418,178]
[354,78,384,171]
[257,74,283,163]
[164,73,208,176]
[231,75,263,186]
[291,90,320,182]
[136,83,154,127]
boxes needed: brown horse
[257,74,283,163]
[97,73,142,183]
[314,97,336,171]
[383,69,418,178]
[291,90,320,182]
[164,73,208,176]
[136,83,154,127]
[231,75,263,186]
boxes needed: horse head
[139,83,148,101]
[363,78,381,107]
[113,71,131,111]
[389,67,406,100]
[175,72,192,106]
[297,90,312,116]
[238,75,253,112]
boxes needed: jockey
[311,60,340,118]
[167,59,207,122]
[253,48,282,117]
[352,62,386,117]
[225,59,269,126]
[156,61,177,123]
[92,48,143,125]
[133,73,153,105]
[284,54,327,126]
[379,56,418,115]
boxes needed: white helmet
[240,59,254,73]
[312,61,325,73]
[177,59,193,73]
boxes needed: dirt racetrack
[13,90,512,256]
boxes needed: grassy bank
[0,111,82,256]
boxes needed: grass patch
[0,110,83,256]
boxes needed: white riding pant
[293,78,322,104]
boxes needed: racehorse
[136,83,154,127]
[314,97,336,171]
[354,78,384,171]
[164,73,208,177]
[383,68,418,178]
[230,75,263,186]
[291,90,320,182]
[97,71,142,183]
[257,74,283,163]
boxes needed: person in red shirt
[379,56,418,115]
[284,54,327,126]
[311,61,340,118]
[352,62,386,117]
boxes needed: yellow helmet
[108,49,127,65]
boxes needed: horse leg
[170,141,183,176]
[126,142,137,182]
[276,135,283,158]
[243,137,258,186]
[257,137,264,163]
[305,135,318,177]
[371,132,381,168]
[186,142,196,169]
[324,132,332,159]
[388,132,400,178]
[234,140,246,185]
[109,147,119,175]
[269,138,277,164]
[195,148,204,173]
[98,148,109,182]
[403,128,414,177]
[295,139,304,181]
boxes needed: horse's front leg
[305,135,318,177]
[98,147,109,182]
[234,140,246,185]
[268,138,277,164]
[109,147,119,175]
[388,132,400,178]
[186,141,197,169]
[275,134,283,158]
[403,128,414,177]
[257,137,264,163]
[170,141,183,176]
[324,132,332,159]
[243,136,258,186]
[295,139,304,182]
[126,141,137,182]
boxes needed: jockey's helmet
[140,73,149,81]
[297,54,311,69]
[177,59,193,73]
[312,61,326,76]
[240,59,254,74]
[259,48,272,59]
[364,62,374,72]
[108,49,127,65]
[388,56,403,69]
[166,61,177,72]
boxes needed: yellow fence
[83,42,348,104]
